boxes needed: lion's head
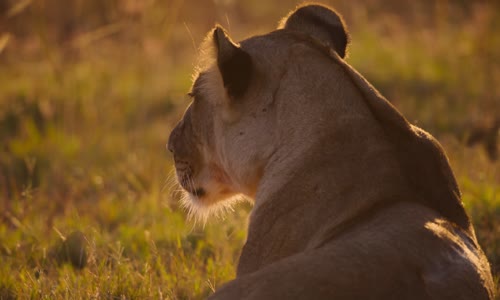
[166,26,283,217]
[166,10,349,217]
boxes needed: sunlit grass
[0,0,499,298]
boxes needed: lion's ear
[279,4,349,58]
[213,26,252,98]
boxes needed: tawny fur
[168,4,495,299]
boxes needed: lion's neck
[237,113,409,275]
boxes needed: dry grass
[0,0,498,298]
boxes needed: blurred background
[0,0,498,298]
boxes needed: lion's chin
[180,185,245,224]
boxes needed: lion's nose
[167,124,181,154]
[166,142,173,153]
[167,132,175,153]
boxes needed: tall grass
[0,0,498,298]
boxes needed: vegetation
[0,0,498,298]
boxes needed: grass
[0,0,499,298]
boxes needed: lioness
[167,4,494,299]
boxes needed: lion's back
[323,202,493,299]
[210,202,493,300]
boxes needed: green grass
[0,1,499,298]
